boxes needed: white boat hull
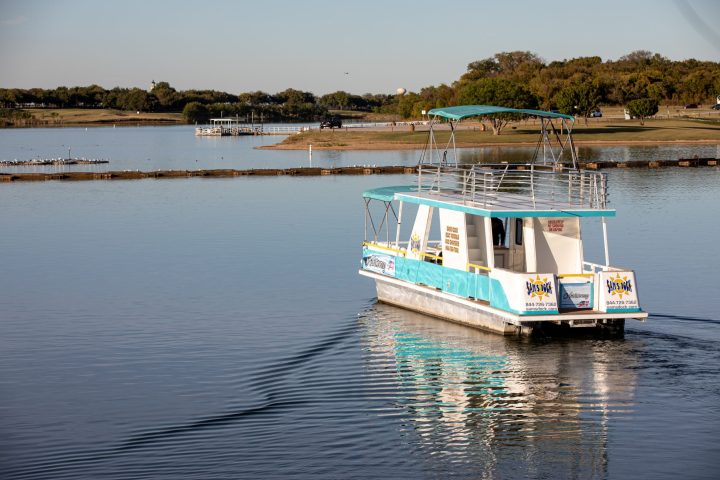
[360,270,643,336]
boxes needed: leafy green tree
[626,98,658,125]
[319,91,351,110]
[0,89,19,107]
[617,50,655,66]
[53,87,70,107]
[121,88,152,112]
[646,80,674,105]
[459,51,542,85]
[361,93,394,112]
[419,84,456,109]
[182,102,210,123]
[461,58,501,83]
[151,81,178,110]
[554,82,602,125]
[457,78,538,134]
[396,92,421,118]
[238,91,272,106]
[276,88,315,105]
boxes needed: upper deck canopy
[428,105,575,122]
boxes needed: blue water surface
[1,134,720,479]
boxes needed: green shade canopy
[428,105,575,121]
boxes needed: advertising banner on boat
[490,270,558,314]
[522,274,559,312]
[362,253,396,277]
[598,271,640,312]
[558,281,593,309]
[438,209,468,271]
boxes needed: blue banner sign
[559,282,593,309]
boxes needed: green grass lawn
[273,118,720,149]
[23,108,184,125]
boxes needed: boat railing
[418,164,608,210]
[583,261,629,273]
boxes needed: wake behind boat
[359,105,648,336]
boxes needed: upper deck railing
[417,164,609,210]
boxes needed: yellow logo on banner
[526,275,553,301]
[607,273,633,298]
[410,233,421,253]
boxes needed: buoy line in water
[0,158,109,166]
[0,158,717,183]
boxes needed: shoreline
[260,117,720,150]
[260,138,720,151]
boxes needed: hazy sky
[1,0,718,95]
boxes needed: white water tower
[396,87,406,95]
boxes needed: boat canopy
[362,185,419,202]
[428,105,574,122]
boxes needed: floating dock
[0,158,717,183]
[195,118,305,136]
[195,118,261,136]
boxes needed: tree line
[1,50,718,125]
[0,82,396,123]
[399,51,718,118]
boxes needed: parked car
[320,117,342,129]
[588,110,602,118]
[684,103,698,109]
[711,104,720,110]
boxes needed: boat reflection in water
[359,303,640,478]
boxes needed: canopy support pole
[395,201,404,248]
[364,198,369,242]
[602,216,610,268]
[450,121,457,166]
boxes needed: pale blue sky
[0,0,718,95]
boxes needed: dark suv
[320,117,342,129]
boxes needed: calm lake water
[0,125,718,172]
[1,128,720,479]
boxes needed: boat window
[515,218,523,245]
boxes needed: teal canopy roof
[428,105,575,121]
[363,185,417,202]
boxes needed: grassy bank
[265,118,720,150]
[4,108,184,127]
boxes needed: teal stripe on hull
[363,247,566,316]
[363,247,521,313]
